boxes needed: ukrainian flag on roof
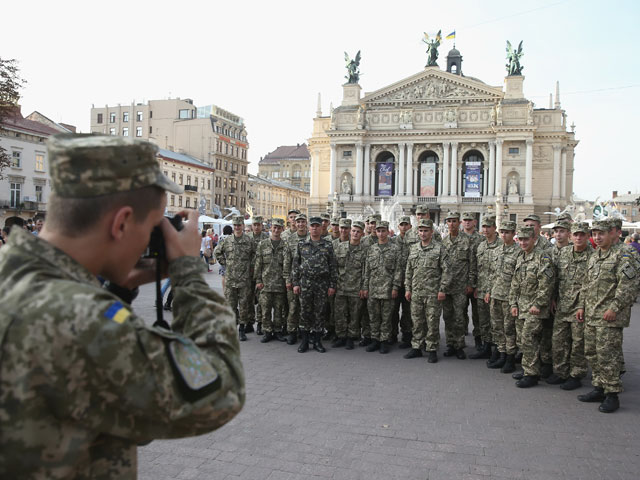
[446,31,456,40]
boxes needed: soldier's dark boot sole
[403,348,423,359]
[598,394,619,413]
[560,377,582,391]
[516,376,539,388]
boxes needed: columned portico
[406,143,414,196]
[488,140,496,196]
[450,141,458,196]
[398,143,405,196]
[525,139,533,197]
[363,144,371,195]
[442,141,450,196]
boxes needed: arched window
[462,150,484,197]
[375,151,395,196]
[417,151,439,197]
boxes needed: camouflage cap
[517,226,535,238]
[272,218,285,227]
[367,215,377,224]
[591,220,611,232]
[232,216,244,225]
[288,208,300,215]
[417,219,434,229]
[461,212,476,221]
[609,217,623,229]
[338,218,352,228]
[295,213,307,222]
[48,134,183,198]
[372,214,382,222]
[376,220,389,230]
[398,215,411,225]
[415,205,430,214]
[445,211,460,220]
[331,217,341,225]
[320,213,331,221]
[557,212,573,222]
[252,215,263,224]
[523,213,541,223]
[481,216,496,227]
[309,216,323,225]
[499,220,517,231]
[571,221,590,234]
[352,220,365,230]
[552,220,571,231]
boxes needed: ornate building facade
[258,144,311,192]
[247,174,309,221]
[308,48,578,225]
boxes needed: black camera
[145,214,184,259]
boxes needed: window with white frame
[10,182,21,207]
[136,111,143,121]
[109,128,116,135]
[136,126,142,137]
[11,151,21,168]
[35,185,43,202]
[123,112,129,122]
[122,127,129,136]
[109,112,116,123]
[35,153,44,171]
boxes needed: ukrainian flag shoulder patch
[104,301,131,324]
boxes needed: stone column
[406,143,414,196]
[355,142,363,196]
[329,144,337,195]
[363,144,371,195]
[488,140,496,196]
[483,166,488,196]
[370,167,375,196]
[438,164,443,196]
[450,141,458,196]
[442,142,450,196]
[525,139,533,196]
[560,148,567,200]
[495,139,504,195]
[552,145,561,198]
[398,143,405,196]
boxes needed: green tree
[0,57,26,179]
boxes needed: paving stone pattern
[137,271,640,480]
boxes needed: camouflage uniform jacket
[281,228,297,243]
[0,229,245,480]
[441,232,477,293]
[405,241,451,297]
[248,231,270,246]
[335,241,367,296]
[578,246,637,328]
[282,232,310,285]
[363,241,403,299]
[476,237,503,296]
[508,249,555,320]
[554,245,592,317]
[391,233,411,287]
[361,234,378,248]
[406,226,442,244]
[254,238,286,293]
[332,237,347,250]
[292,238,338,290]
[534,235,552,252]
[213,234,255,288]
[489,242,520,301]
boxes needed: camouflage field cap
[608,217,623,229]
[252,215,263,224]
[481,216,496,227]
[352,220,365,230]
[591,220,611,232]
[367,215,377,224]
[339,218,352,228]
[517,226,534,238]
[571,222,590,234]
[288,208,300,215]
[232,216,244,225]
[499,220,517,231]
[557,212,573,222]
[48,134,183,198]
[461,212,476,221]
[417,219,434,229]
[372,213,382,222]
[553,220,571,231]
[331,217,341,225]
[295,213,307,222]
[523,213,541,223]
[376,220,389,230]
[415,205,430,214]
[398,215,411,225]
[445,211,460,220]
[309,216,323,225]
[320,213,331,221]
[272,218,285,227]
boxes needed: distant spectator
[631,233,640,255]
[33,218,44,236]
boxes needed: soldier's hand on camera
[121,258,163,289]
[603,309,617,322]
[162,210,200,262]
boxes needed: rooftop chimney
[612,191,618,198]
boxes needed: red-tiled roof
[260,144,309,164]
[1,107,61,137]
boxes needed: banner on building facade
[420,162,436,197]
[464,161,482,197]
[377,162,394,196]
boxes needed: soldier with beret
[283,213,310,345]
[461,212,483,351]
[0,135,244,478]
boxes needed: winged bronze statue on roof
[506,40,524,76]
[344,51,361,84]
[423,30,442,67]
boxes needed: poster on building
[464,161,482,197]
[377,162,394,196]
[420,162,436,196]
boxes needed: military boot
[598,393,620,413]
[238,324,247,342]
[578,387,605,403]
[365,339,380,352]
[486,345,499,365]
[488,353,507,369]
[260,331,274,343]
[512,370,524,380]
[245,322,255,334]
[514,351,523,364]
[455,348,466,359]
[286,332,298,345]
[359,337,372,347]
[313,332,326,353]
[297,331,310,353]
[443,345,456,357]
[545,373,567,385]
[379,341,390,354]
[276,331,287,342]
[346,337,355,350]
[560,376,582,391]
[322,328,335,341]
[469,342,491,359]
[501,354,516,373]
[427,351,438,363]
[331,337,347,348]
[256,323,263,335]
[540,363,553,379]
[474,336,482,351]
[403,348,423,359]
[516,375,539,388]
[398,333,412,349]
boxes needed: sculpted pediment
[363,69,503,106]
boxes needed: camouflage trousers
[540,317,553,365]
[585,324,624,394]
[253,285,262,324]
[325,295,335,332]
[286,289,302,333]
[490,299,510,353]
[361,303,371,338]
[299,283,329,333]
[551,314,587,379]
[367,297,394,342]
[410,295,441,351]
[476,294,492,343]
[224,283,252,326]
[259,291,287,333]
[517,317,546,377]
[334,295,363,338]
[442,292,467,349]
[392,286,412,338]
[463,293,479,337]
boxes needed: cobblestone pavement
[137,269,640,480]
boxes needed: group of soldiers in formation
[214,206,639,414]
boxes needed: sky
[2,0,639,201]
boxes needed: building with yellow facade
[247,174,308,221]
[258,144,311,192]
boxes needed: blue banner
[377,162,394,196]
[464,161,482,197]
